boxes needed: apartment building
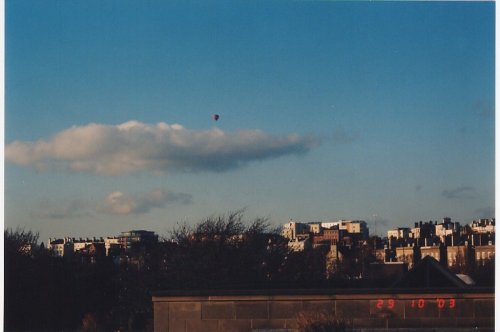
[395,245,416,268]
[119,230,158,252]
[387,227,410,240]
[471,219,495,234]
[475,244,495,266]
[282,220,310,240]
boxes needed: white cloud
[100,189,192,215]
[5,121,319,175]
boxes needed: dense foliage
[4,213,294,331]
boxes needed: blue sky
[5,1,495,242]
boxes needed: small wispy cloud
[31,199,89,220]
[472,100,494,118]
[474,206,495,219]
[366,218,390,228]
[441,186,476,199]
[365,215,390,235]
[100,189,192,215]
[5,121,320,176]
[332,127,360,144]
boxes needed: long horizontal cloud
[100,189,192,215]
[441,186,476,199]
[5,121,319,175]
[31,198,90,220]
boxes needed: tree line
[4,211,494,331]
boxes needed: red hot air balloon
[212,114,220,121]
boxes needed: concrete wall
[152,289,494,332]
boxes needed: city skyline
[43,216,495,241]
[5,1,495,243]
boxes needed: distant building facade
[471,219,495,234]
[47,231,158,258]
[280,216,496,279]
[119,230,158,252]
[282,219,369,251]
[475,244,495,266]
[388,228,410,240]
[282,220,310,240]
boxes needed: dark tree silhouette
[164,210,288,289]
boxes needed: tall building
[282,220,310,240]
[119,230,158,252]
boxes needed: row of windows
[408,251,495,267]
[476,251,494,260]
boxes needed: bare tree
[164,210,285,289]
[4,227,39,256]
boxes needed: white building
[105,237,121,256]
[320,221,338,229]
[339,220,368,238]
[435,218,460,238]
[471,219,495,234]
[285,219,369,239]
[47,238,74,257]
[323,220,368,235]
[48,236,117,257]
[282,220,310,240]
[309,223,322,234]
[387,228,410,239]
[329,220,350,231]
[435,225,454,237]
[410,227,420,239]
[73,238,95,252]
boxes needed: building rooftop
[392,256,469,289]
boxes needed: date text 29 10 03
[375,298,456,310]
